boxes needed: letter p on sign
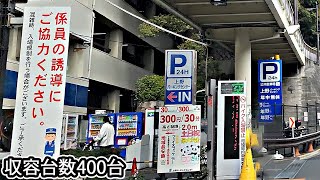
[259,62,281,82]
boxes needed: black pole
[0,0,10,125]
[316,101,318,132]
[296,104,299,134]
[306,103,309,132]
[282,103,285,130]
[152,106,157,168]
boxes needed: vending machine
[86,112,144,158]
[86,113,116,143]
[61,114,79,150]
[113,112,143,148]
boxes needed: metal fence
[251,102,320,139]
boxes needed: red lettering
[55,12,68,25]
[50,91,61,102]
[40,12,53,25]
[37,43,50,55]
[50,73,63,87]
[51,58,64,71]
[34,90,44,103]
[53,44,65,54]
[54,28,66,40]
[32,107,44,118]
[34,74,47,87]
[39,28,51,40]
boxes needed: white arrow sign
[289,117,295,129]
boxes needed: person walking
[93,116,115,149]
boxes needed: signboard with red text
[10,7,71,158]
[216,81,247,180]
[157,105,201,173]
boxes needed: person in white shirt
[93,116,115,148]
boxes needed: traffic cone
[131,157,138,177]
[307,142,314,153]
[294,146,301,157]
[239,148,256,180]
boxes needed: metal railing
[279,0,295,25]
[251,102,320,155]
[279,0,319,63]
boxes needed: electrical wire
[104,0,208,47]
[71,31,166,50]
[73,0,211,77]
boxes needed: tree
[138,14,221,90]
[135,75,165,103]
[298,0,320,47]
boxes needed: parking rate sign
[157,105,201,173]
[165,50,197,105]
[258,60,283,122]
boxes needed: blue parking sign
[258,60,282,122]
[165,50,197,105]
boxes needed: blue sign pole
[258,59,283,122]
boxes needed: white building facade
[4,0,173,114]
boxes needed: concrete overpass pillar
[235,28,252,126]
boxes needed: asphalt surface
[294,154,320,180]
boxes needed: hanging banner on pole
[10,7,71,158]
[157,105,201,173]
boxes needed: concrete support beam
[143,48,155,72]
[101,90,120,113]
[108,90,120,113]
[235,28,252,126]
[8,27,20,61]
[109,29,123,59]
[145,1,156,19]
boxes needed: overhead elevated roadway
[152,0,318,179]
[153,0,318,115]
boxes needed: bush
[135,75,165,103]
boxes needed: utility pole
[0,0,10,123]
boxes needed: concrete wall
[282,61,320,132]
[94,0,174,53]
[90,48,153,91]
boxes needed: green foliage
[297,0,320,47]
[197,57,221,90]
[138,14,221,90]
[138,14,193,37]
[299,0,318,47]
[135,75,165,102]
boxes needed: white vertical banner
[11,7,71,158]
[157,105,201,173]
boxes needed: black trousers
[100,145,113,149]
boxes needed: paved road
[294,155,320,180]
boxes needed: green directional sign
[221,82,245,95]
[232,83,244,94]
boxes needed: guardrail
[264,131,320,149]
